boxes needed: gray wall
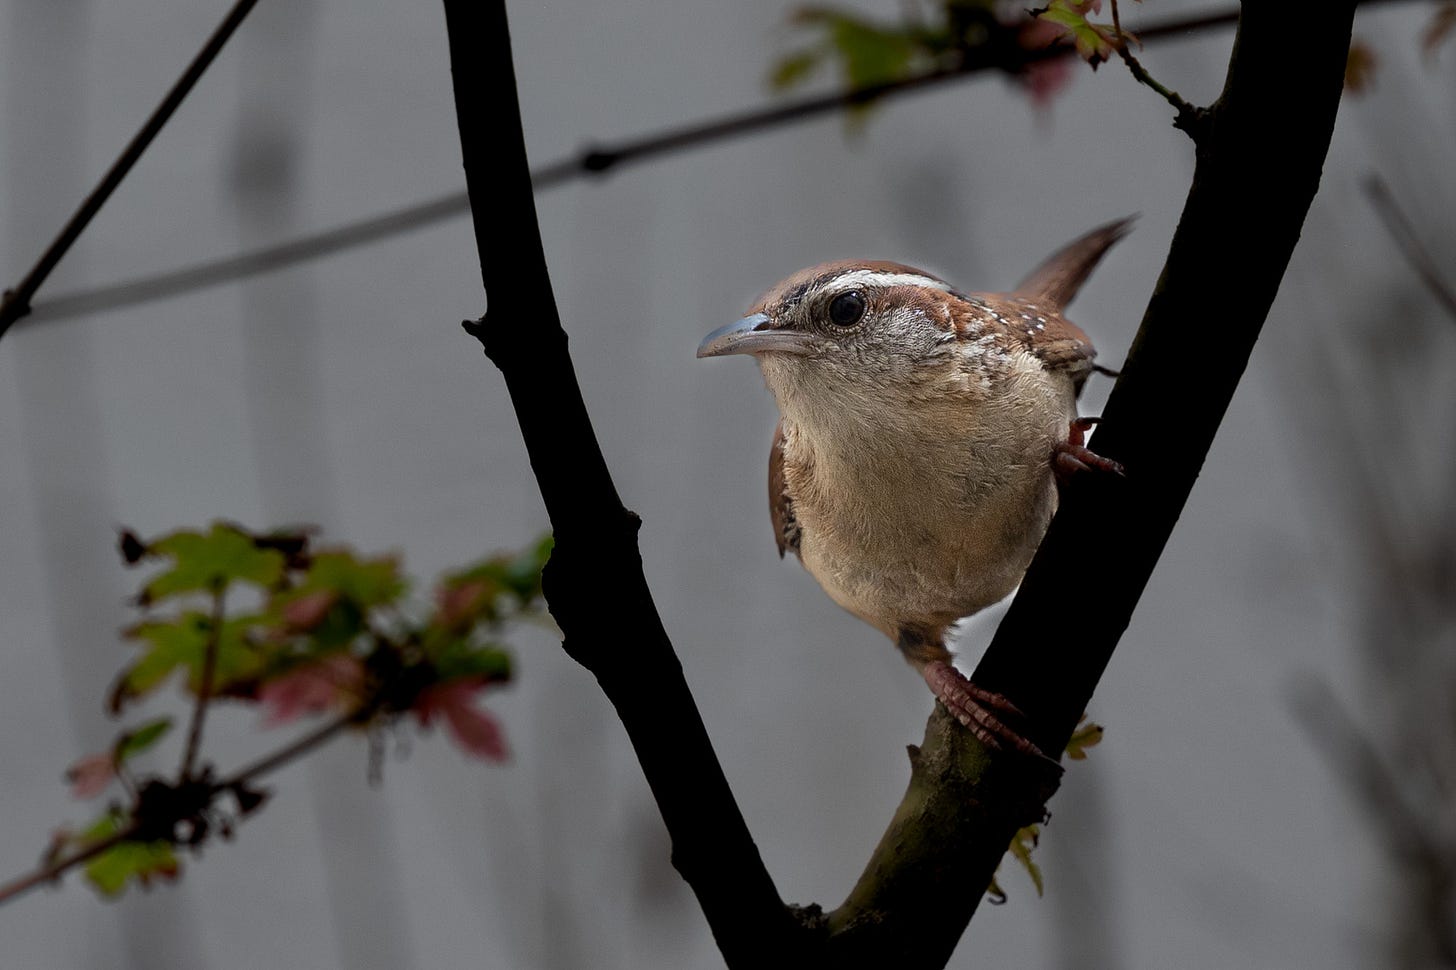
[2,1,1451,967]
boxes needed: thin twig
[1109,0,1199,128]
[21,5,1258,327]
[1363,174,1456,323]
[0,0,263,342]
[222,708,361,788]
[0,827,141,907]
[179,588,227,780]
[8,0,1421,330]
[0,706,362,910]
[1290,677,1445,863]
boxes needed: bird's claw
[1053,416,1124,485]
[922,661,1049,761]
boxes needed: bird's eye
[828,290,867,327]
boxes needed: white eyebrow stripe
[821,270,951,293]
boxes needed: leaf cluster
[44,522,552,898]
[768,0,1132,111]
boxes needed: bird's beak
[696,313,814,359]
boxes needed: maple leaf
[1065,717,1105,760]
[75,811,180,897]
[1016,16,1077,106]
[1034,0,1121,67]
[1007,824,1044,896]
[113,612,266,709]
[280,589,338,632]
[66,753,117,800]
[258,654,365,726]
[66,717,173,798]
[414,681,509,761]
[140,523,286,604]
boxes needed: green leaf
[117,612,266,706]
[293,550,405,610]
[799,7,919,88]
[503,534,553,600]
[1007,824,1044,896]
[436,534,552,636]
[114,717,173,763]
[142,523,285,602]
[1065,718,1104,761]
[266,550,405,653]
[1036,0,1122,64]
[768,48,825,91]
[84,840,180,896]
[72,810,179,896]
[434,642,513,683]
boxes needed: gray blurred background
[2,1,1454,967]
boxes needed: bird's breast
[777,357,1073,638]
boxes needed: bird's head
[696,261,965,416]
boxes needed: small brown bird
[697,220,1129,757]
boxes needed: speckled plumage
[739,221,1130,663]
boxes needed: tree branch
[894,0,1358,944]
[0,706,358,909]
[1362,174,1456,323]
[441,0,1359,964]
[179,588,227,779]
[974,0,1357,750]
[439,2,805,964]
[0,0,262,342]
[25,5,1264,327]
[22,1,1422,330]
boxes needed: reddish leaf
[435,579,491,631]
[282,589,337,631]
[66,753,117,799]
[414,681,508,761]
[259,654,364,726]
[1018,17,1076,106]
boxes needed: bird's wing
[955,294,1099,390]
[769,421,800,558]
[963,217,1132,392]
[1015,306,1099,386]
[1012,217,1133,313]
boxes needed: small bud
[118,529,147,565]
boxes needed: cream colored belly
[795,461,1058,639]
[781,373,1072,640]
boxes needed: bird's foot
[1053,416,1124,485]
[922,660,1048,761]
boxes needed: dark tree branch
[800,2,1360,965]
[973,0,1357,752]
[787,1,1362,960]
[439,2,804,964]
[442,0,1357,965]
[0,0,262,342]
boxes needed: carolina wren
[697,220,1129,757]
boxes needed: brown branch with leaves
[0,523,547,907]
[442,0,1354,967]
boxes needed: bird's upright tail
[1012,217,1135,313]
